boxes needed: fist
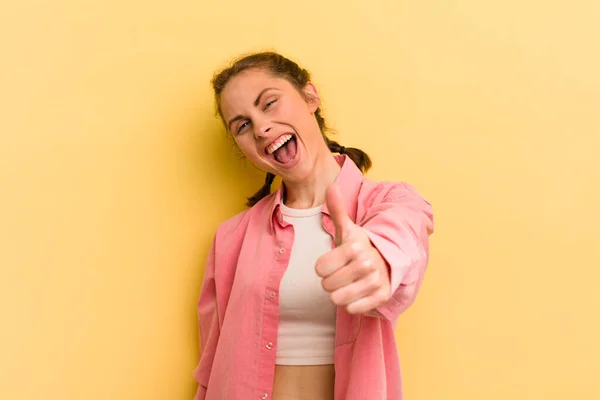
[315,183,391,315]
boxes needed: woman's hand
[315,183,391,315]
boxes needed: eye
[264,98,278,110]
[236,121,250,135]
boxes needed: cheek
[279,101,316,130]
[275,105,290,120]
[234,136,254,155]
[234,136,265,162]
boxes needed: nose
[253,118,272,139]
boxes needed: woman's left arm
[359,182,434,321]
[316,182,434,322]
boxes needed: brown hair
[211,51,372,207]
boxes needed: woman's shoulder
[214,191,277,237]
[359,176,426,201]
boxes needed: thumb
[325,182,353,246]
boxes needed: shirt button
[261,394,268,399]
[268,292,276,299]
[279,247,285,254]
[266,342,273,350]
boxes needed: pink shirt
[193,155,434,400]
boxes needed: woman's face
[219,68,328,183]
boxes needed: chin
[277,160,315,184]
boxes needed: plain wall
[1,0,598,399]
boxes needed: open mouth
[265,134,298,164]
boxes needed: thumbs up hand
[315,183,391,315]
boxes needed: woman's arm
[360,182,434,322]
[192,238,219,400]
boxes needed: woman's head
[211,52,371,206]
[213,52,329,134]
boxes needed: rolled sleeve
[359,183,434,321]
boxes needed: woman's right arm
[192,238,219,400]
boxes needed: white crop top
[275,202,337,365]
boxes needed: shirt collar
[268,154,364,233]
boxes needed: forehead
[219,69,294,118]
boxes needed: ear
[303,82,321,113]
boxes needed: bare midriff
[272,364,335,400]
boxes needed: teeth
[266,134,293,154]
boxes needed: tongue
[273,137,297,164]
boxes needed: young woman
[193,52,434,400]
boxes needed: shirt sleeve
[359,182,434,322]
[192,238,219,400]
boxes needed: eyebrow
[227,87,278,132]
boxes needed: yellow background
[1,0,598,399]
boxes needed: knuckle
[330,291,343,305]
[329,294,337,305]
[367,273,380,290]
[349,241,363,257]
[315,264,323,276]
[375,290,388,304]
[348,305,361,315]
[371,267,381,281]
[363,257,375,272]
[356,262,370,276]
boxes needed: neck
[283,152,341,209]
